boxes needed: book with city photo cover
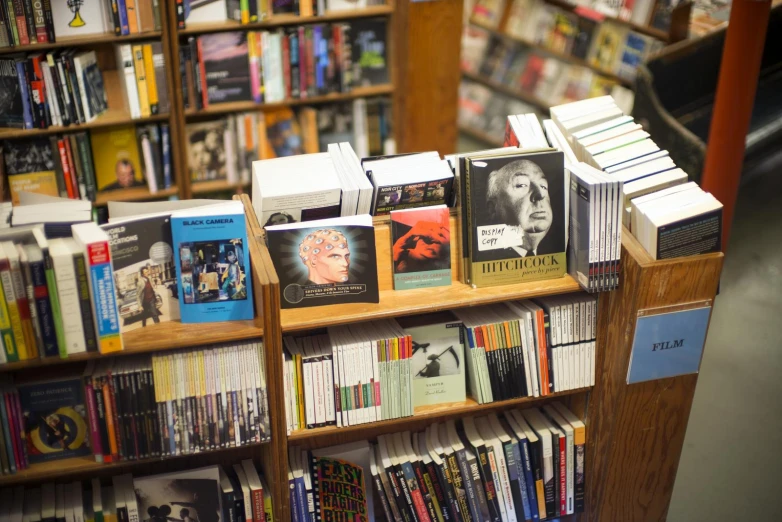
[265,215,379,309]
[462,149,566,287]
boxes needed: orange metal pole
[700,0,772,250]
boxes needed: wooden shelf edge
[470,18,632,88]
[0,31,164,56]
[288,388,592,446]
[185,85,395,118]
[192,180,251,195]
[94,186,180,206]
[178,5,395,35]
[0,319,263,374]
[458,123,505,147]
[280,275,582,332]
[462,70,550,110]
[0,112,171,140]
[0,438,271,486]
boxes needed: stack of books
[282,318,413,432]
[547,96,723,261]
[181,18,388,110]
[0,0,162,47]
[289,403,586,522]
[2,123,173,203]
[178,0,388,28]
[0,463,273,522]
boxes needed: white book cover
[115,45,141,119]
[186,0,229,23]
[48,239,86,354]
[52,0,112,38]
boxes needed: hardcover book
[399,313,466,408]
[265,215,379,309]
[350,18,389,87]
[186,120,229,182]
[90,126,147,192]
[171,201,253,323]
[17,377,92,464]
[464,150,567,286]
[391,205,451,290]
[199,31,252,105]
[101,214,181,333]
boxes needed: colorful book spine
[73,253,99,353]
[0,277,18,363]
[132,44,151,117]
[84,367,105,463]
[142,44,158,114]
[0,260,27,361]
[28,253,58,358]
[125,0,139,34]
[10,0,28,45]
[14,60,33,129]
[117,0,130,35]
[31,0,47,43]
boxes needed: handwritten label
[476,224,525,251]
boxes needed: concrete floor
[667,154,782,521]
[457,134,782,520]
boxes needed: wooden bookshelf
[471,18,633,88]
[93,186,179,205]
[191,179,251,195]
[0,31,164,56]
[462,69,550,110]
[184,84,395,118]
[178,5,396,35]
[541,0,675,42]
[288,388,592,448]
[458,123,505,147]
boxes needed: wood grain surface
[584,229,723,522]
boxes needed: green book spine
[44,259,67,358]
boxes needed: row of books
[462,26,624,106]
[0,462,273,522]
[456,294,598,404]
[289,403,585,522]
[282,319,413,432]
[0,0,161,47]
[459,78,543,140]
[177,0,386,28]
[180,18,387,110]
[547,96,723,261]
[0,43,169,130]
[500,0,664,80]
[472,0,673,32]
[1,124,173,205]
[253,145,453,227]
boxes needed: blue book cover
[161,124,172,189]
[15,61,34,129]
[521,437,540,521]
[17,377,92,464]
[171,202,253,323]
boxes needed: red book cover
[196,38,209,108]
[105,372,121,462]
[251,487,264,522]
[504,117,520,147]
[4,392,22,470]
[83,374,104,463]
[306,28,315,97]
[57,139,76,199]
[559,436,567,515]
[281,33,291,99]
[537,309,549,395]
[62,136,81,199]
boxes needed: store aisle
[668,154,782,521]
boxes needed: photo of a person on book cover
[299,229,351,285]
[101,159,147,191]
[264,211,297,227]
[137,265,161,327]
[481,156,563,259]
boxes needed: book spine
[76,133,97,201]
[131,44,150,117]
[160,123,172,188]
[250,488,263,522]
[62,135,81,199]
[109,0,121,35]
[72,252,98,353]
[31,0,45,42]
[0,273,18,363]
[574,442,585,512]
[4,391,21,470]
[83,241,122,353]
[83,374,104,463]
[118,44,141,119]
[9,1,26,45]
[68,135,87,199]
[93,376,111,462]
[27,59,47,128]
[14,61,33,129]
[196,37,208,108]
[0,393,16,473]
[52,56,75,125]
[151,0,160,30]
[175,0,183,29]
[20,0,34,42]
[105,371,122,461]
[4,1,19,46]
[41,0,54,41]
[29,257,57,357]
[142,44,158,114]
[55,139,75,199]
[63,54,85,124]
[0,261,27,360]
[117,0,130,35]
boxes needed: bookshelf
[0,31,165,56]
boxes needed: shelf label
[627,301,713,385]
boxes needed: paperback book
[2,139,59,205]
[199,31,252,105]
[17,377,92,464]
[391,205,451,290]
[90,126,147,192]
[101,214,181,333]
[171,201,253,323]
[310,441,375,522]
[265,215,379,309]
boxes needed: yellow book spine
[0,272,27,360]
[132,45,151,117]
[142,44,159,114]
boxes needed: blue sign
[627,306,712,384]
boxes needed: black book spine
[75,132,97,201]
[179,46,189,109]
[384,463,414,522]
[198,380,208,452]
[63,52,85,124]
[551,433,560,518]
[93,377,111,463]
[20,0,34,44]
[502,440,526,522]
[46,55,69,126]
[463,447,491,522]
[574,442,585,512]
[172,394,183,455]
[157,400,168,458]
[529,440,545,520]
[221,490,236,522]
[425,461,453,522]
[371,470,395,522]
[188,37,202,110]
[18,59,41,129]
[133,370,150,459]
[42,0,54,42]
[116,372,131,461]
[446,452,472,522]
[55,54,76,125]
[72,253,98,352]
[452,450,478,522]
[413,459,439,522]
[488,346,501,402]
[216,386,225,449]
[147,369,161,457]
[394,464,420,522]
[476,445,502,522]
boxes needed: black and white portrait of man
[472,152,565,262]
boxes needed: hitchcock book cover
[171,202,253,323]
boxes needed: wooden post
[584,230,723,521]
[700,0,772,249]
[395,0,464,155]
